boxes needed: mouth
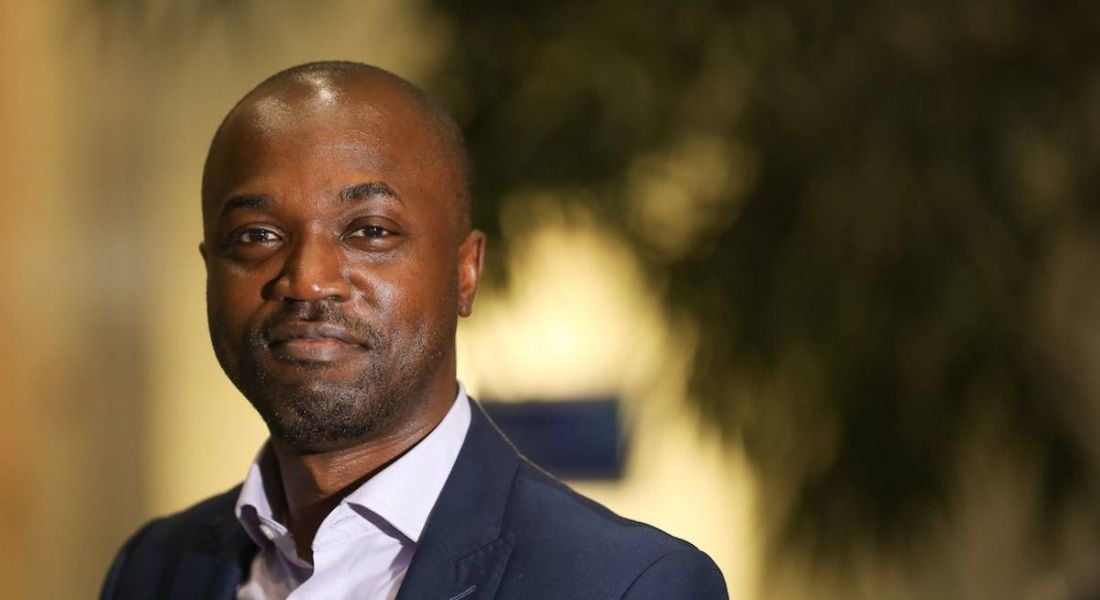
[265,321,370,362]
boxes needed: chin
[246,376,413,453]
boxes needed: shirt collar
[235,383,472,547]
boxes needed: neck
[268,381,457,563]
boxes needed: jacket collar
[167,399,520,600]
[168,489,257,600]
[396,400,519,600]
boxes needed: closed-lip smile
[267,322,365,346]
[265,321,369,361]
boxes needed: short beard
[220,301,441,454]
[252,357,418,454]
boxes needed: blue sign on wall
[481,397,626,480]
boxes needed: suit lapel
[168,500,256,600]
[397,401,519,600]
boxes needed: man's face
[201,82,481,453]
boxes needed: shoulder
[499,461,728,599]
[100,487,246,599]
[119,486,241,554]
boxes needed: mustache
[254,301,383,349]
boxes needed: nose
[267,233,352,303]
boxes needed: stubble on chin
[248,358,416,454]
[213,299,455,454]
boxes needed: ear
[457,229,486,318]
[198,241,207,263]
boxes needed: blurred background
[4,0,1100,598]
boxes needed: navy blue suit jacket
[101,402,728,599]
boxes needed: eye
[234,228,281,244]
[346,225,391,239]
[341,219,402,252]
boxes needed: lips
[265,321,370,362]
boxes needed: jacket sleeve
[621,547,729,600]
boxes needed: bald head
[202,61,471,234]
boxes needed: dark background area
[426,0,1100,573]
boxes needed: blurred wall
[2,3,148,597]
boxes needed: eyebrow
[220,194,272,217]
[217,181,401,218]
[340,181,403,204]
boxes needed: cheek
[354,268,417,332]
[353,258,456,333]
[207,266,269,342]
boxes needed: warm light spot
[626,134,756,260]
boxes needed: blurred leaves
[427,0,1100,561]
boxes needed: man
[101,61,727,599]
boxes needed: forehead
[203,80,451,218]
